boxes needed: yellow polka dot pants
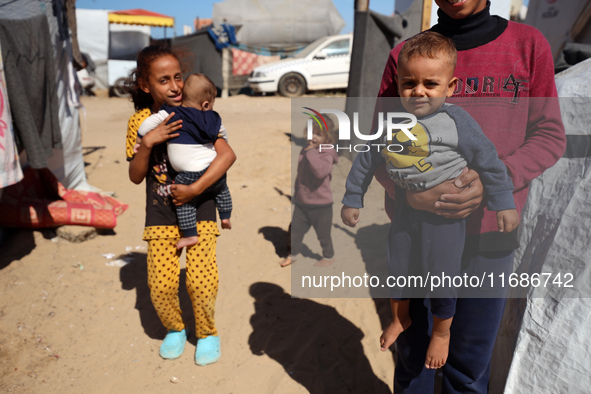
[147,233,219,338]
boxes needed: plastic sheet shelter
[108,9,174,28]
[494,58,591,394]
[212,0,345,48]
[0,0,90,191]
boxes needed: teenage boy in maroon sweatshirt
[373,0,566,392]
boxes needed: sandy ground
[0,93,397,393]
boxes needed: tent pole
[421,0,432,31]
[571,0,591,40]
[221,48,230,98]
[355,0,369,12]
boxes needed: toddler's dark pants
[291,203,334,259]
[388,208,465,319]
[389,209,515,393]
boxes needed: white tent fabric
[76,9,109,90]
[212,0,345,47]
[46,2,89,190]
[76,9,152,90]
[0,0,90,190]
[0,40,23,189]
[525,0,590,60]
[503,58,591,393]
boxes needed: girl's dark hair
[128,45,181,111]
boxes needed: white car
[248,34,352,97]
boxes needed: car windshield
[290,36,331,59]
[317,38,350,57]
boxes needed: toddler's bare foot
[221,219,231,230]
[425,329,450,369]
[177,236,199,249]
[314,258,335,267]
[380,317,412,351]
[280,256,292,267]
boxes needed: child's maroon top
[294,147,339,206]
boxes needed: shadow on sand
[258,225,322,261]
[334,222,396,359]
[0,229,36,270]
[248,282,391,394]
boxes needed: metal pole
[421,0,432,31]
[355,0,369,12]
[571,0,591,40]
[221,48,230,98]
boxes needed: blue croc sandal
[160,329,187,360]
[195,335,221,366]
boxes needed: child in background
[137,73,232,249]
[126,45,236,366]
[341,32,519,369]
[281,116,339,267]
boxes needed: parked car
[247,33,352,97]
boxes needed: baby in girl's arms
[137,73,232,249]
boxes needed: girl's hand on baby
[497,209,520,233]
[170,183,197,206]
[341,205,360,228]
[142,112,182,149]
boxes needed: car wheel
[111,77,130,98]
[278,73,306,97]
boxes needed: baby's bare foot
[176,236,199,249]
[221,219,232,230]
[280,256,293,267]
[380,317,412,351]
[425,330,450,369]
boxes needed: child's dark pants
[291,203,334,259]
